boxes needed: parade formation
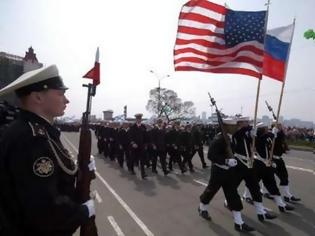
[0,0,314,235]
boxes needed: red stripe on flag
[179,12,225,28]
[175,38,226,50]
[177,26,224,38]
[263,53,285,82]
[185,0,227,15]
[174,45,263,59]
[175,66,262,79]
[174,56,262,68]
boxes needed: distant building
[201,111,207,121]
[103,110,113,120]
[261,115,272,127]
[0,47,43,105]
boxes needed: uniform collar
[18,109,60,138]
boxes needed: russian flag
[263,24,294,82]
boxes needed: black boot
[234,223,255,232]
[284,196,301,202]
[257,212,277,222]
[198,207,211,221]
[279,204,295,212]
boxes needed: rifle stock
[76,84,98,236]
[208,93,234,158]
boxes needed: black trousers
[103,140,110,158]
[130,148,146,177]
[151,149,168,173]
[97,138,104,154]
[168,148,185,172]
[234,161,262,202]
[200,165,243,211]
[182,149,193,170]
[253,160,281,196]
[273,158,289,186]
[191,145,207,166]
[116,145,129,168]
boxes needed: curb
[289,145,315,153]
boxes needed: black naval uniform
[128,123,148,178]
[273,130,289,186]
[0,110,89,236]
[254,131,281,196]
[200,133,243,211]
[180,128,194,171]
[191,126,208,168]
[116,127,130,168]
[151,125,168,175]
[232,127,262,203]
[165,127,185,173]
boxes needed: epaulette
[28,122,48,138]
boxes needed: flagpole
[249,0,270,168]
[268,19,296,163]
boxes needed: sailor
[271,122,301,202]
[0,65,95,236]
[231,117,277,221]
[198,118,255,232]
[128,113,148,179]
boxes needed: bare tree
[146,88,196,122]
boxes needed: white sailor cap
[236,116,250,123]
[256,122,268,128]
[134,113,143,118]
[222,117,237,125]
[0,65,68,97]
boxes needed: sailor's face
[41,89,69,118]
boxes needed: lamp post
[150,70,170,117]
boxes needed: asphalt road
[62,132,315,236]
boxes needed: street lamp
[150,70,170,117]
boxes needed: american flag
[174,0,266,79]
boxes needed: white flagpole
[249,0,271,168]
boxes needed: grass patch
[287,139,315,149]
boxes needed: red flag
[83,47,100,85]
[174,0,267,79]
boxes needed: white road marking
[287,165,315,175]
[108,216,125,236]
[95,169,154,236]
[94,190,103,203]
[194,179,207,186]
[62,134,155,236]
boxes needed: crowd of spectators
[285,126,315,144]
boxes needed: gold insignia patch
[33,157,54,177]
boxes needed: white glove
[272,127,278,136]
[226,158,237,167]
[83,199,95,217]
[88,158,96,172]
[250,128,257,137]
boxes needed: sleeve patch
[33,157,54,177]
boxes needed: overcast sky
[1,0,314,122]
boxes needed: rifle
[76,83,98,236]
[265,101,277,120]
[207,93,234,159]
[264,101,278,167]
